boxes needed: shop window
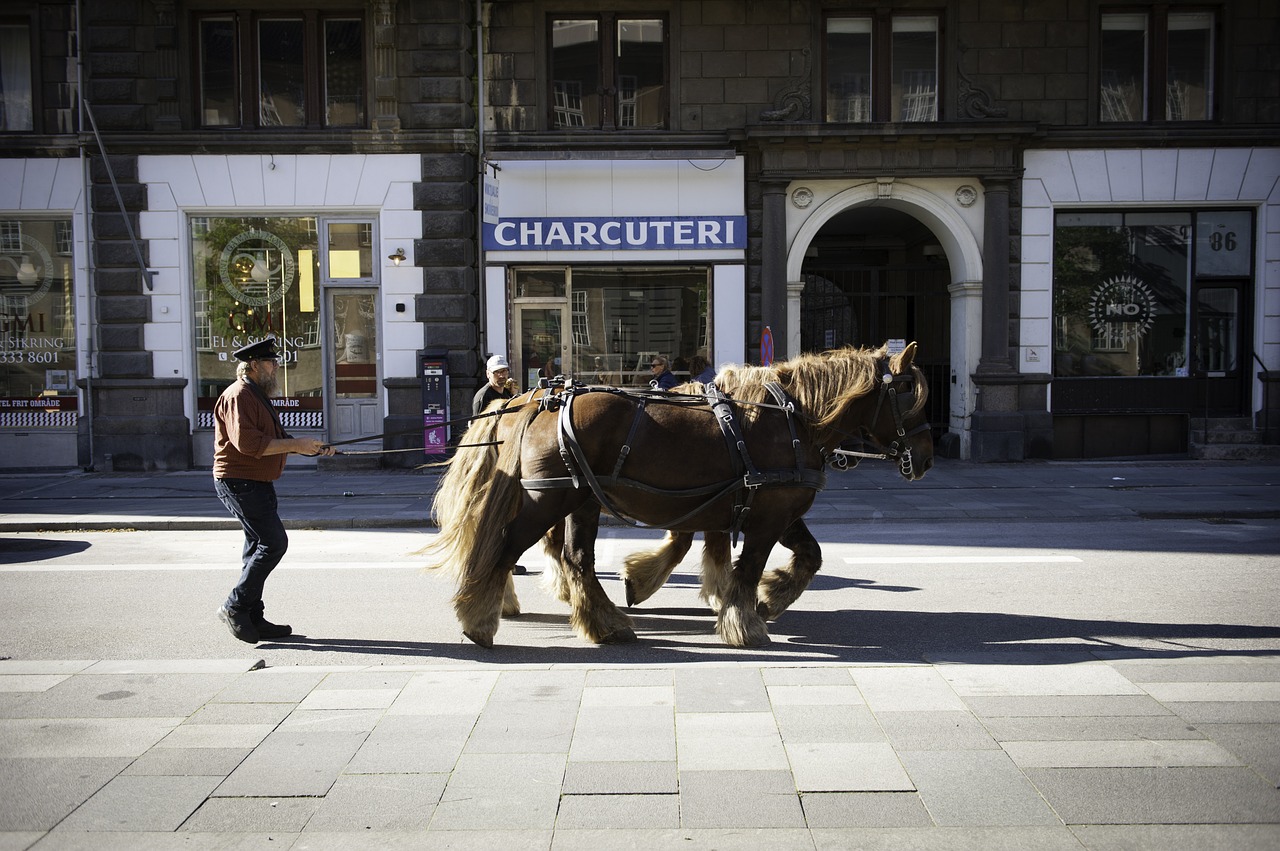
[1052,209,1251,378]
[190,216,324,428]
[1100,10,1215,123]
[549,15,666,130]
[196,12,365,129]
[0,217,77,427]
[825,14,939,123]
[0,22,33,132]
[513,266,708,386]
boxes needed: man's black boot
[218,604,260,644]
[253,602,292,639]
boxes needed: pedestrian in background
[213,337,334,644]
[473,354,518,416]
[649,354,678,390]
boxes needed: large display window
[1053,209,1253,380]
[510,265,709,387]
[191,215,325,429]
[0,217,77,428]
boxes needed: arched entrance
[798,206,952,443]
[785,179,985,458]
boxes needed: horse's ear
[891,341,918,374]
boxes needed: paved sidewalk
[0,457,1277,531]
[2,654,1279,848]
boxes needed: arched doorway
[799,206,952,444]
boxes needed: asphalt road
[3,517,1277,668]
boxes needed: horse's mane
[714,344,925,434]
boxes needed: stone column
[761,180,788,360]
[970,177,1024,460]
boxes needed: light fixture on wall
[388,247,407,266]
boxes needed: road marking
[842,554,1083,565]
[0,562,425,573]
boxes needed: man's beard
[254,369,279,396]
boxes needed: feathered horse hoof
[463,630,494,649]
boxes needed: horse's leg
[561,502,636,644]
[456,490,576,649]
[698,532,732,614]
[757,518,823,620]
[715,533,776,647]
[621,530,694,606]
[501,572,521,618]
[540,519,572,604]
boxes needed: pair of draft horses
[425,342,934,649]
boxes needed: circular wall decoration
[955,185,978,207]
[218,229,296,307]
[1,234,56,309]
[791,186,814,208]
[1088,275,1157,342]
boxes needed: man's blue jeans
[215,478,289,612]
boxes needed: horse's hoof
[601,627,637,644]
[462,630,494,649]
[756,601,779,621]
[624,579,637,607]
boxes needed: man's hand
[293,438,335,457]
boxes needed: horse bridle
[827,361,930,478]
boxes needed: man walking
[213,337,334,643]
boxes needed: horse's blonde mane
[714,344,926,438]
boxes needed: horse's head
[853,342,934,480]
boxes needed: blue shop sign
[484,216,747,251]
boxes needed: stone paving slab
[1,654,1279,844]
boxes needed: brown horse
[424,343,933,648]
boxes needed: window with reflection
[0,23,34,132]
[550,14,666,130]
[195,11,365,129]
[826,13,939,123]
[0,218,77,428]
[1100,9,1215,123]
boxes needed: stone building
[1,1,1276,470]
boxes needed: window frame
[545,12,670,131]
[1096,5,1221,125]
[189,7,367,130]
[823,9,944,124]
[0,13,38,134]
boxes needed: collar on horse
[520,380,825,539]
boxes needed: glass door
[1191,281,1248,416]
[327,289,380,444]
[514,304,568,391]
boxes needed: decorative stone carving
[956,43,1008,119]
[760,48,811,122]
[791,187,813,208]
[956,185,978,207]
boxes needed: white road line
[842,554,1083,565]
[0,562,425,573]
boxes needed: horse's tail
[423,404,535,585]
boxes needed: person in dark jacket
[213,337,334,644]
[649,354,678,390]
[472,354,518,416]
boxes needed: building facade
[1,1,1277,470]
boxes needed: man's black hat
[232,337,282,362]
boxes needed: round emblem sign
[1088,275,1156,342]
[218,229,296,307]
[1,235,55,309]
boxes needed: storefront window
[191,216,324,429]
[1053,212,1190,377]
[0,218,77,426]
[513,266,709,387]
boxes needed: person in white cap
[472,353,518,416]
